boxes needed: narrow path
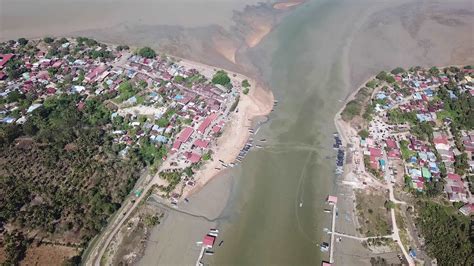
[147,196,221,223]
[330,232,392,241]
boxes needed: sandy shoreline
[177,57,274,199]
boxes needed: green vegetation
[159,170,183,194]
[341,87,373,121]
[76,37,98,47]
[365,80,378,89]
[17,38,28,46]
[358,129,369,139]
[375,71,396,83]
[390,67,405,75]
[0,94,146,254]
[411,121,433,141]
[437,86,474,129]
[242,87,249,95]
[454,152,469,175]
[211,70,231,86]
[387,109,417,124]
[143,214,161,227]
[43,37,54,43]
[116,81,138,102]
[202,151,212,161]
[3,230,28,265]
[137,47,156,59]
[417,201,473,265]
[241,79,250,88]
[399,140,415,160]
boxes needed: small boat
[184,198,189,203]
[219,240,224,246]
[260,139,267,142]
[256,145,263,148]
[205,250,214,255]
[320,242,330,252]
[210,229,219,233]
[299,202,303,207]
[324,209,332,213]
[208,232,218,237]
[219,159,225,163]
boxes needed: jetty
[326,195,338,264]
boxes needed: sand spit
[177,57,274,199]
[273,0,305,10]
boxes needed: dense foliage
[416,201,473,265]
[137,47,156,59]
[0,94,144,245]
[211,70,231,86]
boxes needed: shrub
[138,47,156,59]
[212,70,231,86]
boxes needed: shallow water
[0,0,261,41]
[210,0,473,264]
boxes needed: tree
[3,230,28,265]
[241,79,250,88]
[212,70,231,86]
[417,202,472,265]
[138,47,156,59]
[43,37,54,43]
[17,38,28,46]
[358,129,369,139]
[390,67,405,75]
[242,87,249,95]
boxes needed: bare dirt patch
[20,244,79,266]
[355,189,392,237]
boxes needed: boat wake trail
[294,151,318,245]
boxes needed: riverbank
[84,51,273,265]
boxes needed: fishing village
[328,66,473,265]
[0,37,274,264]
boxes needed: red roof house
[203,234,216,248]
[177,127,194,143]
[172,140,182,151]
[447,173,461,181]
[0,54,14,68]
[369,148,382,157]
[185,152,201,163]
[198,113,218,134]
[327,195,338,204]
[193,139,209,149]
[385,139,398,149]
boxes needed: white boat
[210,229,219,233]
[299,202,303,207]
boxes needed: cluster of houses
[0,38,242,191]
[358,67,474,213]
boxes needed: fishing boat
[320,242,330,252]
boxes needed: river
[1,0,472,265]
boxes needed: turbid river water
[1,0,472,265]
